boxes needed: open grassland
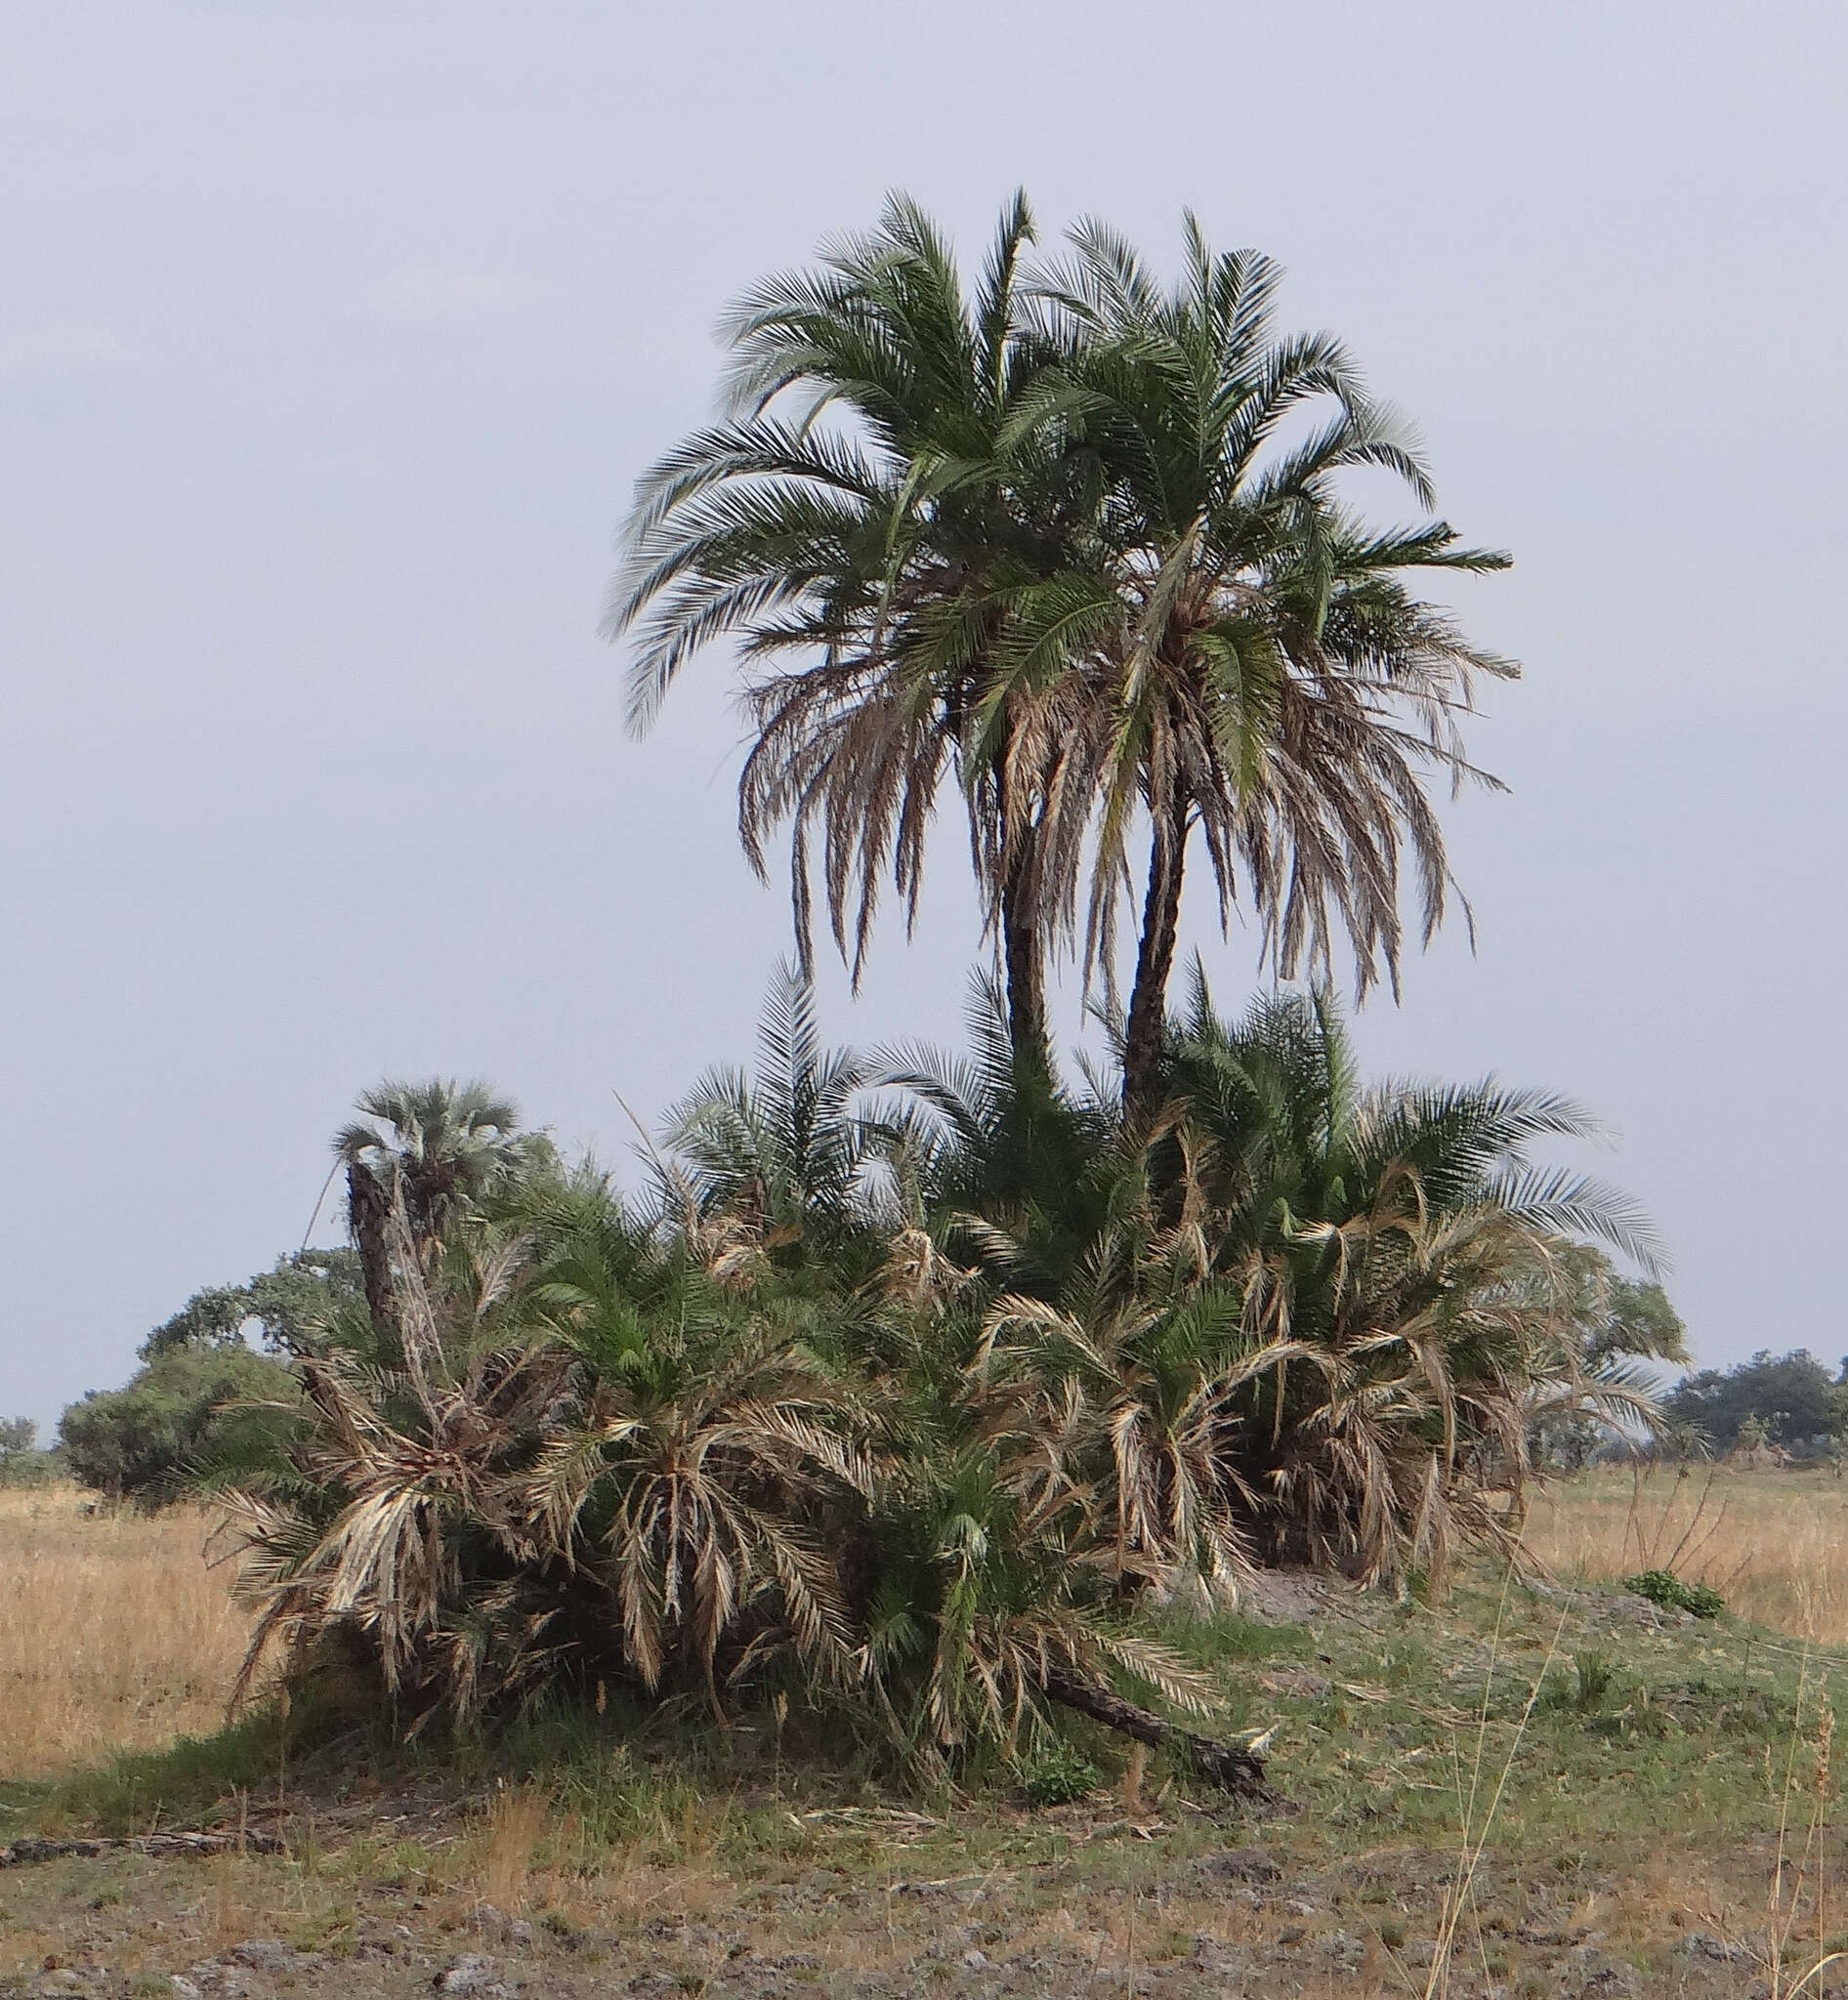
[0,1485,252,1781]
[12,1476,1848,1993]
[1528,1464,1848,1642]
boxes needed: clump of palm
[851,1421,1272,1798]
[1139,968,1662,1582]
[222,1198,566,1726]
[968,1273,1257,1613]
[218,963,1667,1805]
[521,1200,866,1704]
[223,1179,868,1732]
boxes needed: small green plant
[1017,1740,1103,1808]
[1544,1648,1619,1714]
[1625,1568,1724,1618]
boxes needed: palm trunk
[1041,1662,1278,1803]
[1120,791,1190,1113]
[346,1162,396,1332]
[1000,835,1046,1067]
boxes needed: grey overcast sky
[4,0,1843,1429]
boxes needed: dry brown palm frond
[968,1295,1255,1600]
[526,1355,866,1708]
[868,1222,977,1313]
[216,1217,593,1729]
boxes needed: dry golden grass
[473,1782,551,1912]
[0,1483,252,1779]
[1526,1463,1848,1643]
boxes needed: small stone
[435,1952,510,1996]
[1278,1925,1307,1947]
[961,1947,996,1972]
[1285,1897,1316,1917]
[170,1981,203,2000]
[226,1940,296,1974]
[1196,1847,1281,1883]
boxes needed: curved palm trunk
[1041,1662,1278,1803]
[1121,791,1190,1113]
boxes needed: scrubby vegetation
[0,1417,61,1487]
[59,1346,293,1506]
[20,197,1702,1815]
[164,965,1668,1803]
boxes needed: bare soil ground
[0,1800,1813,1999]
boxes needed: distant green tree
[0,1418,61,1487]
[1585,1264,1688,1370]
[1663,1349,1847,1452]
[58,1346,294,1505]
[0,1417,60,1486]
[138,1248,363,1358]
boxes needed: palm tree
[852,1423,1272,1797]
[525,1219,862,1708]
[224,1224,567,1726]
[660,963,877,1268]
[970,1277,1256,1608]
[1150,971,1661,1577]
[336,1079,549,1329]
[867,976,1124,1301]
[1008,219,1516,1106]
[608,193,1092,1060]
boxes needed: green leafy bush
[1624,1569,1724,1618]
[1017,1740,1103,1808]
[59,1346,295,1505]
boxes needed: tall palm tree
[1008,219,1516,1106]
[336,1079,548,1329]
[608,193,1092,1059]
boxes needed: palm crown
[610,198,1515,1090]
[611,194,1089,1055]
[1009,219,1514,1102]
